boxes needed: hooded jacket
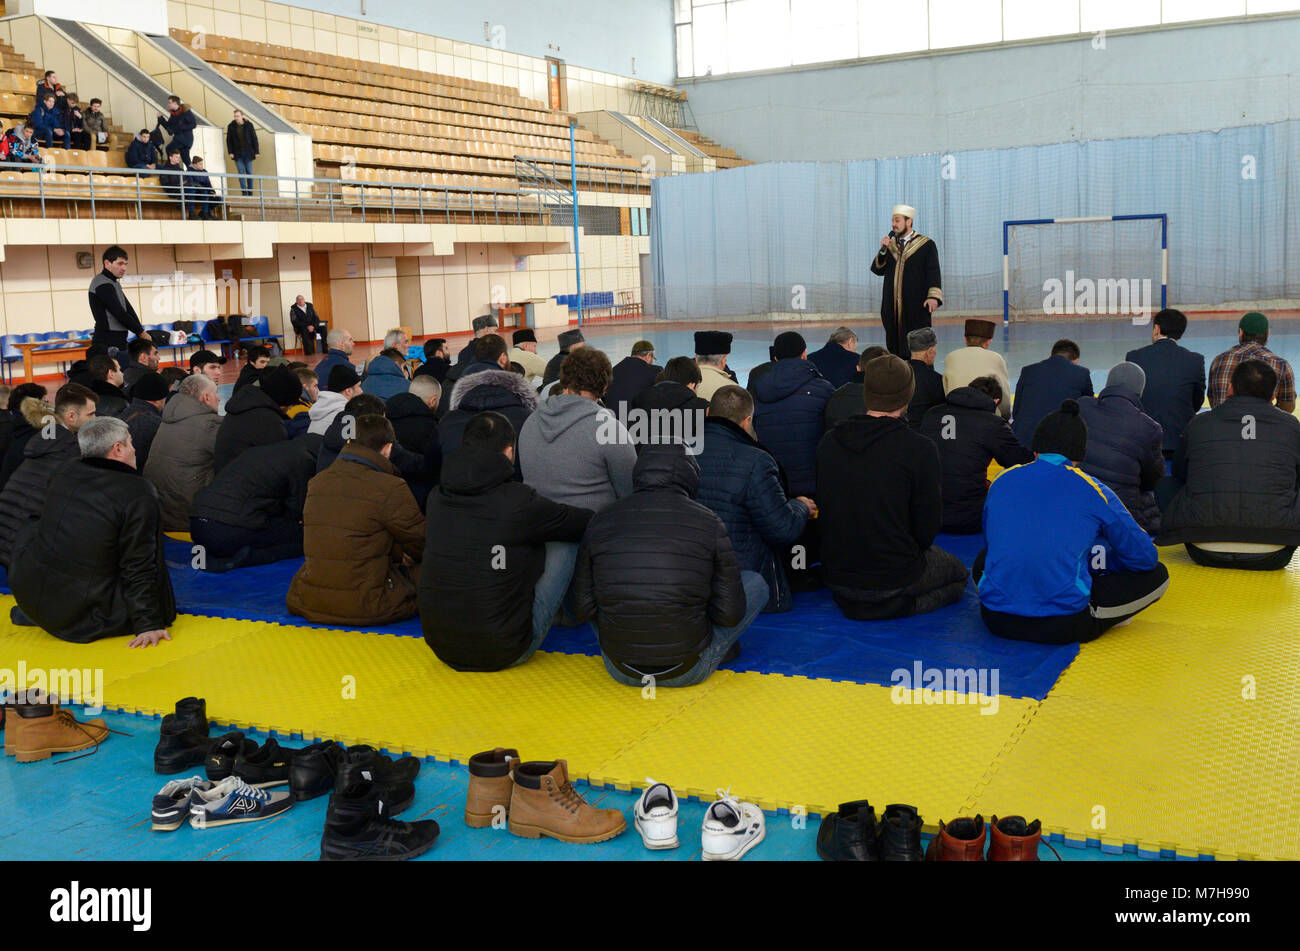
[386,391,438,456]
[517,392,636,512]
[307,389,347,436]
[158,105,197,148]
[630,380,708,417]
[0,398,49,490]
[0,412,81,567]
[440,365,538,459]
[752,358,835,498]
[90,379,129,420]
[142,392,222,532]
[420,445,591,670]
[1077,386,1165,534]
[573,444,746,671]
[190,435,320,529]
[125,398,164,470]
[213,383,289,472]
[360,355,410,401]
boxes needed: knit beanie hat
[131,371,169,402]
[772,331,807,361]
[261,365,303,407]
[1106,361,1146,398]
[1032,399,1088,461]
[862,354,915,412]
[327,364,361,393]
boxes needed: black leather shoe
[205,731,257,781]
[816,800,879,861]
[343,744,421,784]
[290,740,345,802]
[154,714,211,774]
[234,736,300,788]
[320,780,439,862]
[878,803,925,861]
[173,697,209,736]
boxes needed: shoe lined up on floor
[465,747,518,828]
[988,815,1059,861]
[337,745,418,815]
[4,698,123,764]
[320,779,440,861]
[816,800,879,861]
[234,736,299,788]
[189,776,293,828]
[151,776,212,832]
[926,815,987,861]
[465,748,626,844]
[206,731,257,781]
[634,780,680,850]
[701,788,765,861]
[154,697,212,774]
[290,740,347,801]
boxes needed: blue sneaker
[190,776,293,829]
[151,776,212,832]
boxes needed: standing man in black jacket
[573,443,764,688]
[157,95,197,166]
[226,108,259,196]
[88,245,144,356]
[871,203,943,358]
[1125,308,1207,457]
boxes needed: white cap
[892,204,917,220]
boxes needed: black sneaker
[290,740,345,802]
[320,781,440,862]
[154,714,211,774]
[337,747,416,815]
[205,731,257,781]
[344,745,421,784]
[877,803,925,861]
[234,737,299,788]
[816,800,879,861]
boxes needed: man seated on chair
[184,156,221,221]
[125,128,156,170]
[289,295,326,356]
[87,354,130,419]
[1156,359,1300,570]
[975,400,1170,644]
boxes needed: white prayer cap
[892,204,917,220]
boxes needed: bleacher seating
[672,128,752,169]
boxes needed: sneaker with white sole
[701,788,765,861]
[634,779,679,850]
[189,776,292,828]
[151,776,212,832]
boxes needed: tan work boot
[508,759,626,844]
[465,747,519,828]
[7,702,112,763]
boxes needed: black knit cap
[1032,399,1088,461]
[261,365,303,406]
[772,331,806,360]
[513,328,537,345]
[327,364,361,393]
[131,371,170,402]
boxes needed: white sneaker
[701,787,765,861]
[634,779,679,850]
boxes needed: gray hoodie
[517,392,636,512]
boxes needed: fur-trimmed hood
[449,367,539,413]
[20,396,54,429]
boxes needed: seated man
[87,353,130,419]
[817,355,969,620]
[630,355,709,422]
[386,375,441,457]
[184,155,221,220]
[603,340,660,416]
[190,434,321,572]
[232,344,272,393]
[413,337,450,384]
[574,443,765,688]
[313,328,357,386]
[976,400,1169,643]
[120,337,161,395]
[826,345,888,429]
[285,365,319,437]
[942,319,1011,420]
[29,92,67,149]
[751,331,835,498]
[361,347,411,400]
[807,327,861,390]
[421,412,592,670]
[1012,339,1094,448]
[1157,359,1300,569]
[697,385,813,613]
[919,375,1033,535]
[1208,312,1295,412]
[904,328,945,428]
[8,416,175,647]
[123,372,170,470]
[143,373,222,532]
[288,295,326,356]
[1077,362,1165,535]
[287,415,425,625]
[125,128,156,170]
[507,329,547,386]
[213,364,301,472]
[308,365,363,435]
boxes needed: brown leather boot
[925,816,987,861]
[988,815,1051,861]
[508,759,626,843]
[8,702,113,763]
[465,747,519,828]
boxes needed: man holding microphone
[871,204,943,358]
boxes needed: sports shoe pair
[151,775,292,831]
[700,787,766,861]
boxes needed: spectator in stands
[1208,312,1295,412]
[185,156,221,220]
[919,376,1032,535]
[0,383,97,568]
[441,333,538,461]
[83,99,108,150]
[189,348,226,382]
[603,340,660,417]
[1157,359,1300,570]
[631,356,708,423]
[1076,362,1165,535]
[943,319,1012,420]
[34,71,66,108]
[384,328,409,352]
[309,365,363,435]
[824,346,887,429]
[905,328,946,428]
[288,415,425,626]
[30,92,67,150]
[88,245,145,356]
[421,412,592,671]
[157,147,187,208]
[226,108,259,196]
[457,314,499,368]
[285,366,319,437]
[1012,339,1094,447]
[8,416,176,647]
[157,95,197,166]
[539,327,584,388]
[977,400,1169,643]
[65,101,88,151]
[362,347,411,400]
[233,344,272,393]
[808,327,861,389]
[121,337,161,395]
[0,385,50,490]
[143,373,222,532]
[575,443,762,688]
[413,337,449,383]
[1125,308,1206,457]
[213,364,300,472]
[191,435,321,573]
[1,122,42,166]
[124,372,170,471]
[126,129,156,170]
[508,329,546,386]
[289,295,326,356]
[386,375,441,458]
[87,354,130,419]
[697,385,813,614]
[817,354,969,620]
[752,331,835,499]
[314,328,356,385]
[694,331,735,402]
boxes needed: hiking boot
[926,816,987,861]
[508,759,626,844]
[205,731,257,781]
[337,746,416,815]
[877,803,925,861]
[173,697,209,736]
[989,815,1052,861]
[290,740,346,802]
[321,780,440,861]
[154,714,212,774]
[465,747,518,828]
[816,800,879,861]
[234,736,300,788]
[7,702,115,763]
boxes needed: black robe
[870,233,943,358]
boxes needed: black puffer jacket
[420,445,591,671]
[919,387,1033,534]
[90,380,129,420]
[0,423,81,567]
[440,366,537,458]
[573,444,746,671]
[1159,395,1300,545]
[1078,386,1165,534]
[631,380,708,417]
[213,383,288,473]
[9,457,176,643]
[190,435,321,528]
[752,359,835,497]
[386,392,438,455]
[603,356,661,415]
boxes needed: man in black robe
[870,203,943,358]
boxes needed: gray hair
[77,416,130,459]
[907,327,938,352]
[697,353,726,367]
[326,327,348,349]
[383,328,407,349]
[829,326,858,347]
[408,374,441,404]
[178,374,216,400]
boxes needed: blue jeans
[32,124,65,149]
[599,570,769,688]
[509,541,581,667]
[233,157,253,195]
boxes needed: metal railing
[513,154,665,191]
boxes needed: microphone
[880,229,896,255]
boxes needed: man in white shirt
[508,328,547,385]
[942,319,1011,420]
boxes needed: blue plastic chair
[0,334,22,384]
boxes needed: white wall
[13,0,169,33]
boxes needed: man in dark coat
[421,412,592,671]
[870,203,942,358]
[88,245,145,355]
[386,375,441,457]
[413,338,450,385]
[540,327,584,389]
[87,354,130,419]
[120,337,160,395]
[313,328,356,386]
[751,331,835,498]
[157,95,197,165]
[1157,359,1300,570]
[1012,339,1095,448]
[287,295,326,356]
[212,364,300,472]
[1125,308,1207,456]
[919,376,1032,534]
[603,340,660,416]
[807,327,861,389]
[8,416,176,647]
[440,336,538,460]
[226,109,259,196]
[315,392,436,508]
[630,356,709,448]
[1077,363,1165,535]
[825,346,888,430]
[0,385,54,491]
[456,313,499,366]
[697,385,813,613]
[905,327,946,428]
[573,443,763,688]
[123,372,169,471]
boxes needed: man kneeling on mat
[974,400,1170,644]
